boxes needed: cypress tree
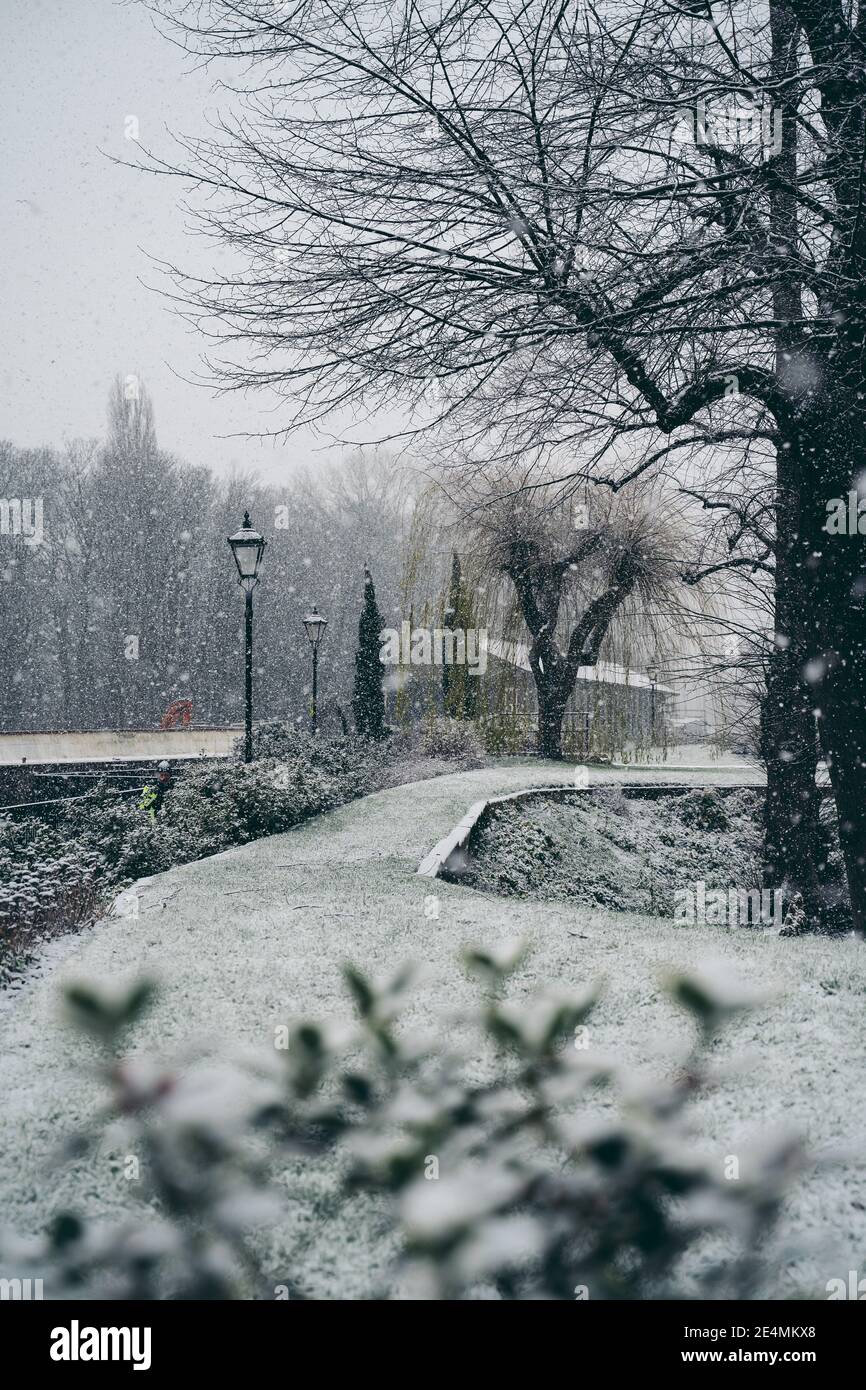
[442,552,478,720]
[352,565,386,738]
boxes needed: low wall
[0,727,243,767]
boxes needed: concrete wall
[0,728,244,766]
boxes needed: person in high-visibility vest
[139,761,172,821]
[153,760,172,814]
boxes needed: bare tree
[142,0,866,930]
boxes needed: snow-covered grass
[458,785,765,914]
[1,755,864,1299]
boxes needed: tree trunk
[760,632,825,920]
[763,3,828,923]
[761,427,830,924]
[537,691,567,759]
[785,382,866,936]
[818,655,866,934]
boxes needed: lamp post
[227,512,266,763]
[646,662,659,743]
[303,606,328,734]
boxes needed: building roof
[487,638,676,693]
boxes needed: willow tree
[458,478,690,759]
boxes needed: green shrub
[0,816,109,987]
[419,716,486,765]
[0,817,107,929]
[676,787,730,832]
[242,723,379,791]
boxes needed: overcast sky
[1,0,376,484]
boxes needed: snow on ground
[1,754,865,1299]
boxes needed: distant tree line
[0,379,410,734]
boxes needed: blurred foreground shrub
[0,946,809,1300]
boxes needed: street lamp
[303,606,328,734]
[227,511,266,763]
[646,661,659,742]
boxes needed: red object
[159,700,193,730]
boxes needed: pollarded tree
[352,565,386,739]
[462,478,693,759]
